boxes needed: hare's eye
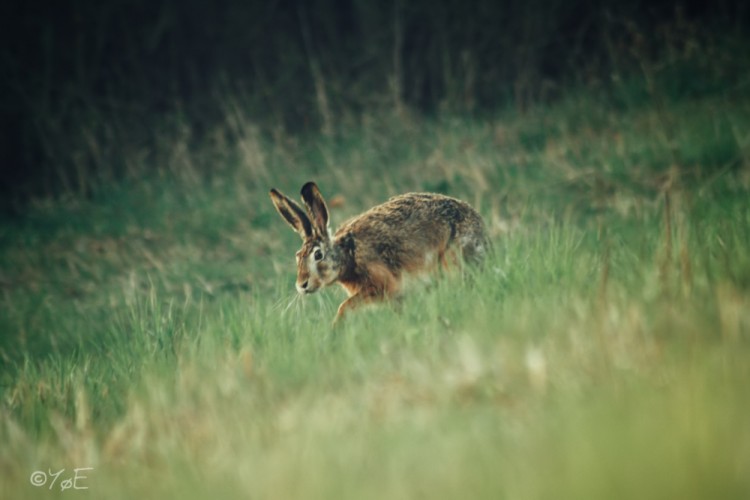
[313,249,324,261]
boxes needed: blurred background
[2,0,747,209]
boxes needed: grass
[1,87,750,499]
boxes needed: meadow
[2,81,750,498]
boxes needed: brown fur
[270,182,489,324]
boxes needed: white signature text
[29,468,93,491]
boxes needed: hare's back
[335,192,486,261]
[341,193,474,232]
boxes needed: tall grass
[2,81,750,498]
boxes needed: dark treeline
[1,0,747,205]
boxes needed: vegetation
[2,5,750,500]
[3,0,748,203]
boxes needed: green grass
[2,89,750,499]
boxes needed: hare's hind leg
[438,247,461,273]
[459,237,484,266]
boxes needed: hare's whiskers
[283,293,301,315]
[271,293,295,312]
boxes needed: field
[2,86,750,499]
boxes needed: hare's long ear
[300,182,329,236]
[270,188,313,239]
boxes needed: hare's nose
[297,280,309,293]
[300,280,309,289]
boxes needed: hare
[269,182,489,324]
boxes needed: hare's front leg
[333,294,364,326]
[332,287,392,326]
[333,263,400,326]
[333,291,391,326]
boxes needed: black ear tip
[300,181,318,196]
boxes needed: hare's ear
[300,182,329,236]
[270,188,313,239]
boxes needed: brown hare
[269,182,489,324]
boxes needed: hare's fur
[270,182,488,324]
